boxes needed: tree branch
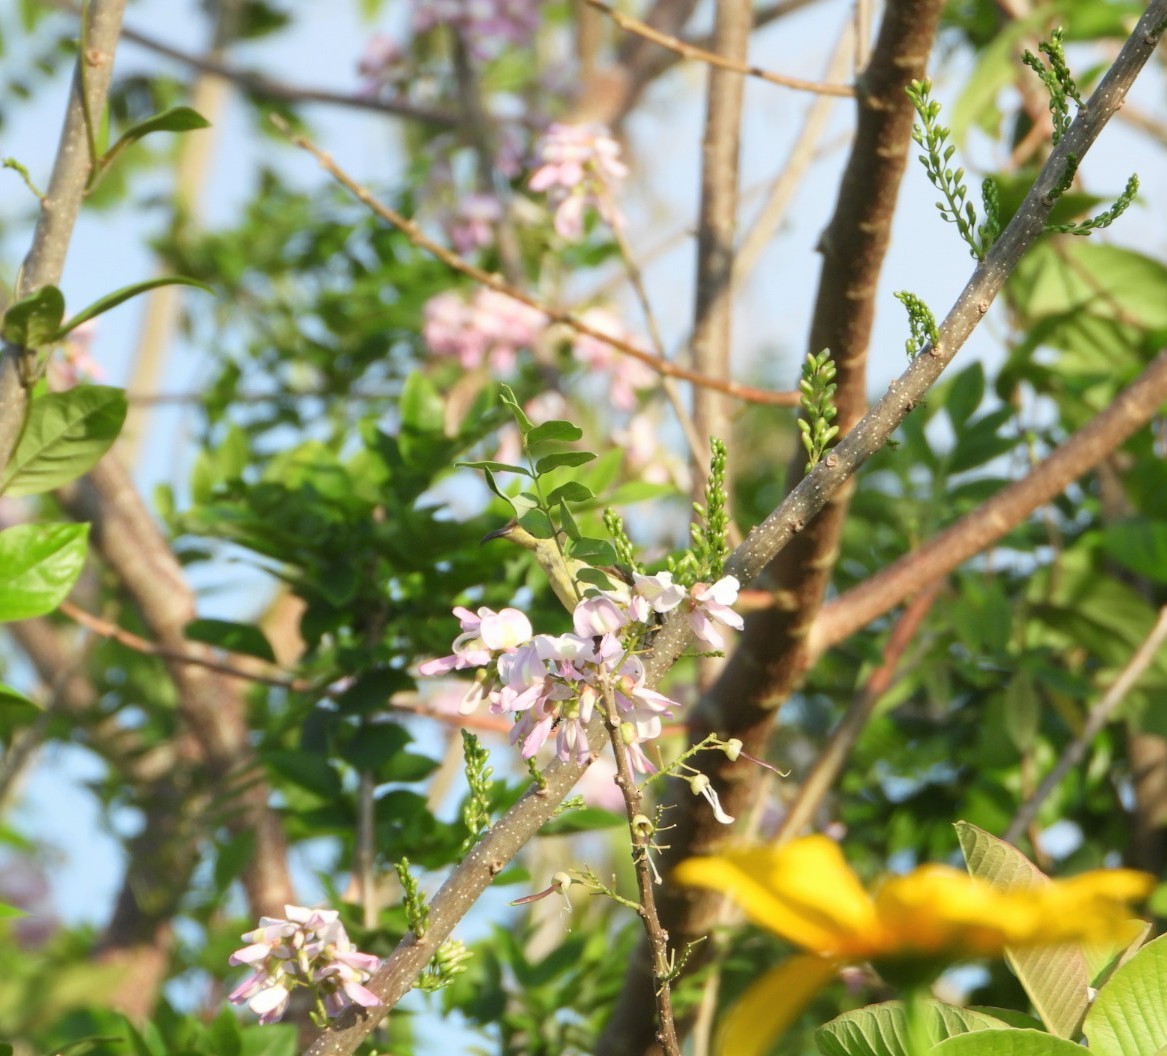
[0,0,127,471]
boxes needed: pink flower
[571,308,656,410]
[423,288,546,372]
[632,571,686,615]
[573,594,628,637]
[688,576,744,649]
[412,0,539,61]
[449,193,502,254]
[228,905,381,1025]
[528,124,627,242]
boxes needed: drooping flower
[674,837,1154,1056]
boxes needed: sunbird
[483,521,631,611]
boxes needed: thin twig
[43,0,459,125]
[600,678,682,1056]
[273,116,800,408]
[587,0,855,97]
[59,599,313,691]
[1005,605,1167,845]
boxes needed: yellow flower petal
[674,836,876,954]
[715,954,842,1056]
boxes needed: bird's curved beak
[481,524,514,545]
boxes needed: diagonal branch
[302,4,1167,1052]
[809,345,1167,658]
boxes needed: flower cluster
[228,905,382,1025]
[356,33,409,95]
[528,123,627,240]
[423,288,547,372]
[413,0,540,62]
[419,573,743,779]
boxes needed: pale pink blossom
[631,571,686,615]
[688,576,744,649]
[529,124,627,240]
[573,593,628,637]
[357,33,407,95]
[423,288,546,372]
[571,308,656,410]
[575,754,623,811]
[48,319,102,390]
[449,192,502,254]
[228,905,381,1025]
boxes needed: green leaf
[400,370,444,433]
[534,451,596,474]
[499,384,533,433]
[0,386,127,496]
[526,419,583,446]
[568,537,618,565]
[931,1029,1086,1056]
[55,276,213,338]
[547,481,593,504]
[262,748,342,799]
[185,618,276,662]
[2,284,65,348]
[101,106,210,168]
[815,1001,1016,1056]
[213,830,257,892]
[955,821,1091,1037]
[459,460,533,477]
[1100,519,1167,584]
[1084,934,1167,1056]
[239,1025,297,1056]
[338,722,411,771]
[0,522,89,621]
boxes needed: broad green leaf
[0,901,25,918]
[956,822,1091,1037]
[932,1028,1085,1056]
[569,537,618,565]
[943,363,985,430]
[262,749,342,799]
[0,522,89,621]
[185,618,276,662]
[0,681,42,743]
[1,284,65,348]
[101,106,210,168]
[535,450,596,473]
[0,386,127,496]
[815,1000,1014,1056]
[547,481,593,504]
[55,276,213,337]
[338,722,411,770]
[213,830,257,892]
[526,419,583,446]
[1084,934,1167,1056]
[239,1025,297,1056]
